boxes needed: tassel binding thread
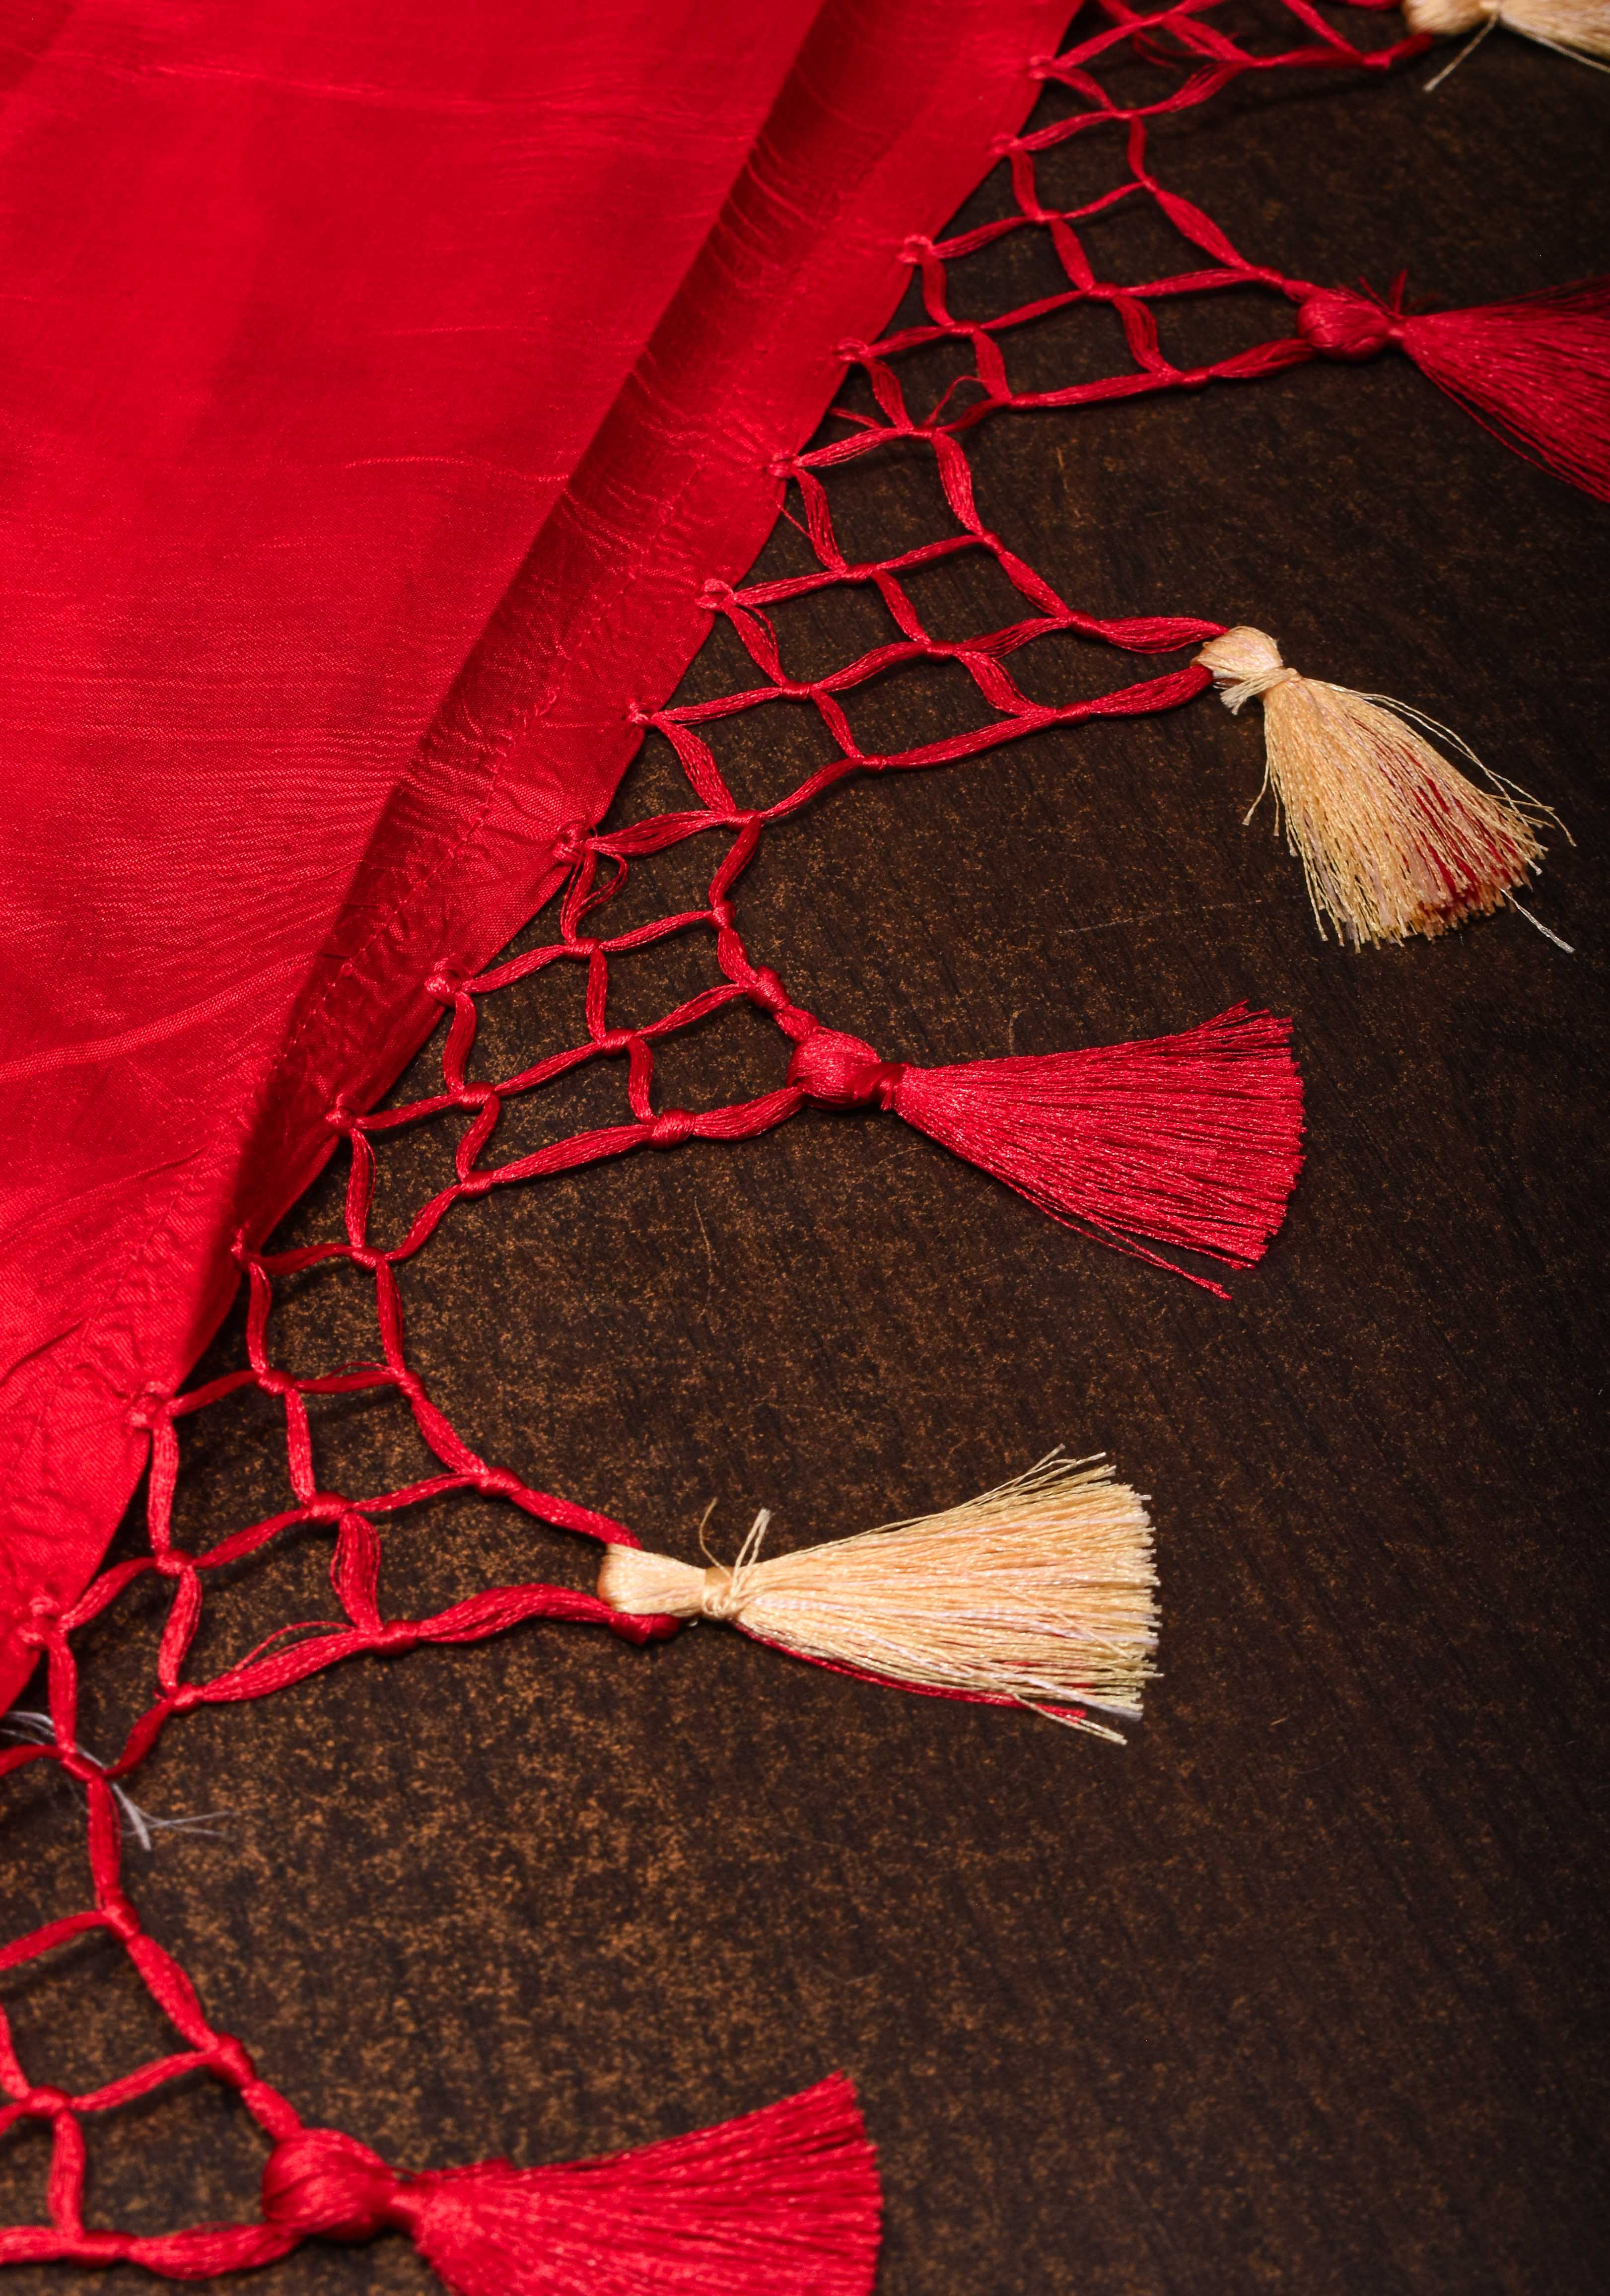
[1195,626,1552,948]
[598,1452,1160,1741]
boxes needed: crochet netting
[2,1,1424,2270]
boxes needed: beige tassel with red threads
[1194,627,1557,950]
[599,1452,1159,1741]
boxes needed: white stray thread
[1,1710,233,1850]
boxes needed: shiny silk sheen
[0,0,1068,1700]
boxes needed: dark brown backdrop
[4,25,1609,2295]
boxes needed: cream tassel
[1194,626,1552,949]
[1404,0,1610,82]
[596,1453,1159,1741]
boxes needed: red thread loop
[262,2128,408,2244]
[787,1029,904,1111]
[1296,288,1402,361]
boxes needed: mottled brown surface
[4,26,1610,2296]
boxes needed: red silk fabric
[0,0,1068,1704]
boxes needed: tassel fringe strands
[1296,278,1610,502]
[777,1003,1305,1293]
[598,1453,1160,1740]
[1195,627,1550,949]
[260,2078,881,2296]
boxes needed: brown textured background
[4,23,1609,2294]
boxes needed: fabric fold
[0,0,1070,1702]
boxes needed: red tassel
[786,1005,1304,1294]
[261,2074,880,2295]
[1297,277,1610,502]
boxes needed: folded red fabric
[0,0,1066,1703]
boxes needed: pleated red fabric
[0,0,1069,1704]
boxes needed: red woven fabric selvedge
[0,0,1074,1705]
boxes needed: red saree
[0,0,1068,1705]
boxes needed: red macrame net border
[1,2,1425,2270]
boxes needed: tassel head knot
[788,1027,904,1110]
[262,2128,412,2244]
[1195,626,1300,713]
[1296,289,1402,362]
